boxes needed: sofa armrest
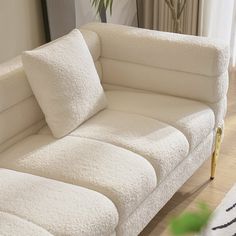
[82,23,229,109]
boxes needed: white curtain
[199,0,236,67]
[75,0,137,27]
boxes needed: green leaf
[169,203,212,235]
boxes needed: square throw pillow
[22,29,107,138]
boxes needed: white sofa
[0,23,229,236]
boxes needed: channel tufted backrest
[82,23,230,103]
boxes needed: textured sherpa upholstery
[0,169,118,236]
[100,58,229,103]
[82,23,229,77]
[0,28,102,151]
[39,90,214,152]
[208,96,227,128]
[0,97,44,144]
[0,57,31,112]
[104,91,215,151]
[117,132,214,236]
[0,211,53,236]
[0,23,229,236]
[82,23,229,107]
[39,109,189,183]
[22,29,107,138]
[79,29,101,61]
[0,135,157,222]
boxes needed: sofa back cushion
[0,30,102,151]
[22,29,106,138]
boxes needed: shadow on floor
[140,179,211,236]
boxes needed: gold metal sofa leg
[210,127,223,180]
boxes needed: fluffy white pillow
[22,29,107,138]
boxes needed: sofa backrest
[0,30,102,152]
[0,57,44,152]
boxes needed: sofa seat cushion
[105,90,215,151]
[0,135,157,222]
[0,168,118,236]
[39,109,189,184]
[0,211,53,236]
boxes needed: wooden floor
[140,71,236,236]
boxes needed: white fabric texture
[0,28,102,147]
[102,86,226,129]
[82,23,229,77]
[117,132,214,236]
[0,120,45,153]
[39,109,189,184]
[0,30,102,113]
[80,29,103,78]
[0,96,44,145]
[0,135,157,222]
[0,64,32,112]
[104,91,215,151]
[22,29,107,138]
[0,23,228,236]
[95,61,103,79]
[208,96,227,128]
[0,211,53,236]
[101,58,229,103]
[0,168,118,236]
[80,29,101,62]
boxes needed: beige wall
[0,0,45,63]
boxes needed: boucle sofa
[0,23,229,236]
